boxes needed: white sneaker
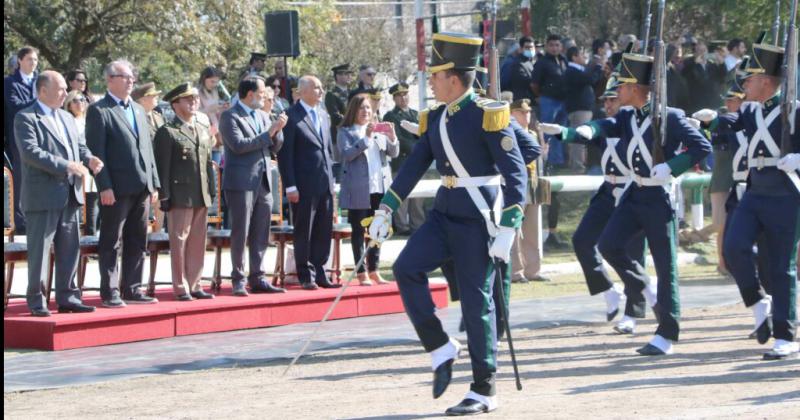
[614,316,636,334]
[764,339,799,360]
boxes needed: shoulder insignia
[500,135,514,151]
[477,100,510,132]
[419,103,444,135]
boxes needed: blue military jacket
[382,90,528,228]
[714,94,800,196]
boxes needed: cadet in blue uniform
[368,32,527,415]
[565,76,649,334]
[543,52,711,355]
[716,62,772,303]
[694,41,800,360]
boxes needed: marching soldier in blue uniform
[542,52,711,356]
[368,32,527,415]
[715,60,772,304]
[694,41,800,360]
[559,76,649,335]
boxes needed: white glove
[539,123,564,135]
[367,209,392,243]
[576,125,594,139]
[691,109,717,123]
[777,153,800,172]
[686,117,701,129]
[488,227,516,263]
[650,162,672,183]
[400,120,419,136]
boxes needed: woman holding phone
[338,94,399,285]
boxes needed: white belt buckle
[634,175,643,186]
[609,174,617,184]
[757,156,764,170]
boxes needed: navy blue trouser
[723,192,799,341]
[393,210,498,396]
[723,187,771,294]
[598,185,681,341]
[573,183,647,318]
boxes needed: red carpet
[3,282,449,351]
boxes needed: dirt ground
[4,304,799,420]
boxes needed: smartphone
[373,122,392,135]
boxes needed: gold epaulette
[477,99,510,132]
[418,103,443,135]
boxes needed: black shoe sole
[58,307,95,313]
[763,351,799,361]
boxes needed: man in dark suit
[14,70,104,316]
[220,76,287,296]
[86,60,161,307]
[4,46,40,234]
[279,75,340,290]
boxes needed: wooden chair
[146,189,171,296]
[76,187,100,295]
[3,167,28,310]
[206,161,231,291]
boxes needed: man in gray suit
[220,76,287,296]
[86,60,160,307]
[14,70,104,316]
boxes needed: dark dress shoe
[123,294,158,304]
[249,281,287,294]
[30,308,51,317]
[102,296,127,308]
[301,282,319,290]
[191,290,215,299]
[754,317,772,345]
[606,308,619,322]
[636,343,667,356]
[58,303,95,313]
[175,294,194,301]
[232,281,249,296]
[432,358,455,399]
[316,277,342,289]
[511,277,529,284]
[445,398,493,416]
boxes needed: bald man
[278,76,340,290]
[14,70,104,315]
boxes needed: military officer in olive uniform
[325,64,353,179]
[132,82,165,140]
[694,41,800,360]
[153,83,216,301]
[369,32,527,416]
[383,82,423,234]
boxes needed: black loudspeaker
[265,11,300,58]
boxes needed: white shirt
[724,54,741,72]
[20,70,34,86]
[37,100,72,159]
[355,124,385,194]
[567,62,585,72]
[299,99,322,135]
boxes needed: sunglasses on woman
[72,97,87,104]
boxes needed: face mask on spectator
[523,50,534,59]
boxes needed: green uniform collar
[763,91,781,109]
[446,89,476,116]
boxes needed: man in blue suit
[278,76,341,290]
[369,33,528,415]
[4,46,39,234]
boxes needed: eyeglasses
[110,74,136,82]
[72,97,87,103]
[73,78,87,83]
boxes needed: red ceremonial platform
[4,282,449,351]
